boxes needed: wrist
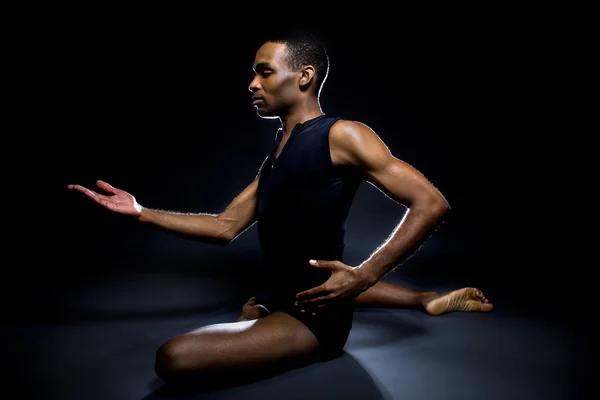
[356,263,379,288]
[136,205,148,222]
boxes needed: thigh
[156,311,323,381]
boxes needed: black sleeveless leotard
[256,114,363,354]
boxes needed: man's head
[249,31,329,118]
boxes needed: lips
[252,97,263,105]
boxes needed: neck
[279,102,324,137]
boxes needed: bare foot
[236,296,269,322]
[423,287,493,316]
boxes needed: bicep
[331,121,447,208]
[366,155,442,207]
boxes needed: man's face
[249,42,300,118]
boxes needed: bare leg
[352,281,494,315]
[155,311,325,388]
[238,281,493,321]
[351,280,432,308]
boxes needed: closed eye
[253,63,273,78]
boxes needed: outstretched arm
[68,162,264,245]
[136,178,259,244]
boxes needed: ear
[298,65,316,88]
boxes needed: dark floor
[2,263,590,400]
[9,179,590,399]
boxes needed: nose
[248,77,260,93]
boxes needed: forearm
[137,207,235,245]
[357,202,449,285]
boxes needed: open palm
[67,180,142,217]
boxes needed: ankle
[419,291,440,308]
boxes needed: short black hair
[266,29,329,94]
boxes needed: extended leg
[352,281,494,315]
[155,311,324,388]
[238,281,493,321]
[351,280,434,308]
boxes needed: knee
[154,338,194,383]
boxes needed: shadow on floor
[140,350,391,400]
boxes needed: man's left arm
[296,120,450,305]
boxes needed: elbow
[215,220,238,246]
[217,237,233,246]
[432,197,450,225]
[415,193,450,222]
[217,220,253,245]
[435,195,451,217]
[218,230,236,246]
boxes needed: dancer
[68,30,492,387]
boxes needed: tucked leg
[155,311,324,387]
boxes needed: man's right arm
[137,178,259,245]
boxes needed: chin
[255,109,279,119]
[258,114,279,120]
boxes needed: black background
[10,9,572,322]
[4,8,589,399]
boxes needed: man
[68,31,492,387]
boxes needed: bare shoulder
[329,119,392,167]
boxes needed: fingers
[96,180,119,195]
[300,309,318,316]
[68,182,113,200]
[308,259,338,269]
[296,285,327,301]
[298,303,327,316]
[67,184,91,194]
[296,293,334,306]
[68,184,104,203]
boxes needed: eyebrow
[253,61,272,71]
